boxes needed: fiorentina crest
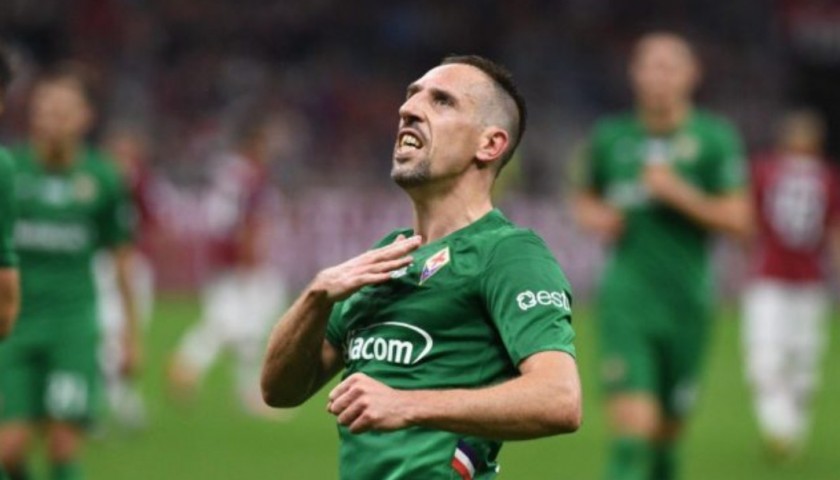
[419,246,450,285]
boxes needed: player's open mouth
[397,131,424,155]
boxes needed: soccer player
[262,55,581,479]
[573,33,751,480]
[0,46,16,480]
[0,47,19,341]
[743,110,840,459]
[94,125,158,429]
[168,115,287,416]
[0,65,138,480]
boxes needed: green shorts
[0,329,101,426]
[597,280,711,419]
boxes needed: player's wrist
[303,281,337,310]
[400,390,426,427]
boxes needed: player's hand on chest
[605,134,708,208]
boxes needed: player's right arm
[573,190,624,242]
[570,129,624,242]
[0,153,19,338]
[261,235,421,408]
[0,271,18,339]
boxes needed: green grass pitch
[81,295,840,479]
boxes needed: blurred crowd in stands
[0,0,838,293]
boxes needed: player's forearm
[261,286,336,407]
[0,269,20,338]
[114,246,141,336]
[659,184,751,239]
[572,191,622,238]
[405,365,582,440]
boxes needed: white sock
[756,387,799,443]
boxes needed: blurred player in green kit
[0,45,20,480]
[0,65,140,480]
[262,55,581,479]
[0,48,20,341]
[573,33,751,480]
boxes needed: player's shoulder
[490,228,556,262]
[692,109,741,139]
[81,147,120,179]
[824,160,840,185]
[0,146,13,173]
[6,143,33,167]
[590,112,637,140]
[471,212,556,263]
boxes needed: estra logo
[516,290,570,312]
[346,322,433,366]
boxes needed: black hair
[440,54,527,169]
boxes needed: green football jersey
[584,110,746,304]
[11,144,132,338]
[0,148,16,268]
[326,209,575,480]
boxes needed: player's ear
[79,103,95,134]
[475,127,509,166]
[689,60,703,91]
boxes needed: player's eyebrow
[405,83,459,106]
[405,83,421,98]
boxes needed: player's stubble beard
[391,157,432,189]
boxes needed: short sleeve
[480,232,576,366]
[0,152,17,267]
[708,121,748,193]
[325,301,347,350]
[97,165,135,248]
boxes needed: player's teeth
[399,133,421,150]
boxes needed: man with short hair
[574,33,751,480]
[262,55,581,479]
[0,65,138,480]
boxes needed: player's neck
[409,190,493,244]
[33,138,81,170]
[639,102,692,135]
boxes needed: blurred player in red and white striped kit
[168,115,287,417]
[743,110,840,459]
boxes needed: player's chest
[14,171,103,220]
[603,133,709,207]
[340,243,488,364]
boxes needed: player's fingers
[328,385,365,415]
[369,255,413,274]
[328,379,351,403]
[355,272,396,287]
[336,399,367,427]
[348,411,374,434]
[366,235,421,262]
[328,373,364,402]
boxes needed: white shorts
[742,279,829,390]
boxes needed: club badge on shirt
[420,246,450,285]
